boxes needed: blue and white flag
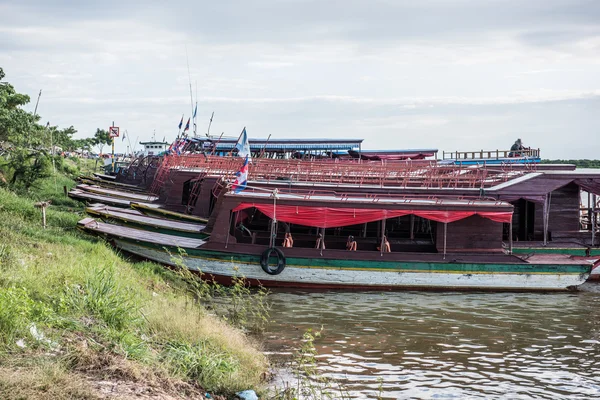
[178,116,183,130]
[232,155,249,193]
[235,127,251,161]
[122,131,126,141]
[193,102,197,119]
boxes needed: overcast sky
[1,0,599,158]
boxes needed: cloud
[0,0,599,159]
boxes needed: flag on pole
[178,116,184,130]
[193,102,197,119]
[184,118,190,132]
[231,155,249,193]
[235,127,251,161]
[122,131,126,141]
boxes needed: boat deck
[130,202,208,223]
[86,205,206,233]
[77,184,158,202]
[69,189,159,208]
[80,178,147,192]
[93,172,116,181]
[78,218,205,248]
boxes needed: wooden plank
[79,219,205,248]
[77,184,158,202]
[93,173,116,181]
[131,202,208,223]
[86,206,205,232]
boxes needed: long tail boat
[78,188,592,291]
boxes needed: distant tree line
[541,159,600,169]
[0,67,112,187]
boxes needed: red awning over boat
[232,203,513,228]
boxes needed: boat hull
[113,239,589,291]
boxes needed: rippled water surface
[263,290,600,399]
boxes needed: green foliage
[92,128,111,154]
[272,328,355,400]
[0,69,100,190]
[63,266,142,331]
[7,148,53,188]
[0,67,36,147]
[160,341,239,391]
[0,287,53,346]
[0,173,269,397]
[541,159,600,168]
[169,249,271,333]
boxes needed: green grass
[0,172,268,398]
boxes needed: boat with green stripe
[77,187,593,291]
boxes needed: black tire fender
[260,247,286,275]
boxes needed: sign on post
[109,126,120,138]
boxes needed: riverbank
[0,169,268,399]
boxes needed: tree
[92,128,111,154]
[0,67,40,148]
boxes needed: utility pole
[33,89,42,116]
[111,121,115,173]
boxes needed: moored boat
[78,188,592,291]
[85,205,209,239]
[130,202,208,223]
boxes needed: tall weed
[63,265,142,330]
[168,249,271,332]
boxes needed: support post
[443,222,448,260]
[410,215,415,240]
[543,194,548,246]
[380,218,386,256]
[593,194,597,247]
[111,121,115,173]
[509,220,513,254]
[320,227,325,256]
[34,201,50,229]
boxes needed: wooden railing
[442,148,541,160]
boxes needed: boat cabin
[140,141,169,157]
[204,189,515,259]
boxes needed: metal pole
[593,194,597,247]
[509,220,513,254]
[380,218,386,256]
[320,227,325,256]
[543,194,548,246]
[443,222,447,260]
[410,215,415,240]
[111,121,115,173]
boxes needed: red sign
[109,126,120,138]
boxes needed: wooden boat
[76,184,158,202]
[79,177,148,193]
[93,172,116,181]
[68,189,159,209]
[85,205,208,239]
[78,189,591,291]
[130,202,208,223]
[140,152,600,263]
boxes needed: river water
[263,290,600,399]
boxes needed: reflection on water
[264,290,600,399]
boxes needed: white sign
[108,126,120,138]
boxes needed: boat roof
[192,137,364,151]
[353,149,438,154]
[227,189,514,211]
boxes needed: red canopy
[232,203,513,228]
